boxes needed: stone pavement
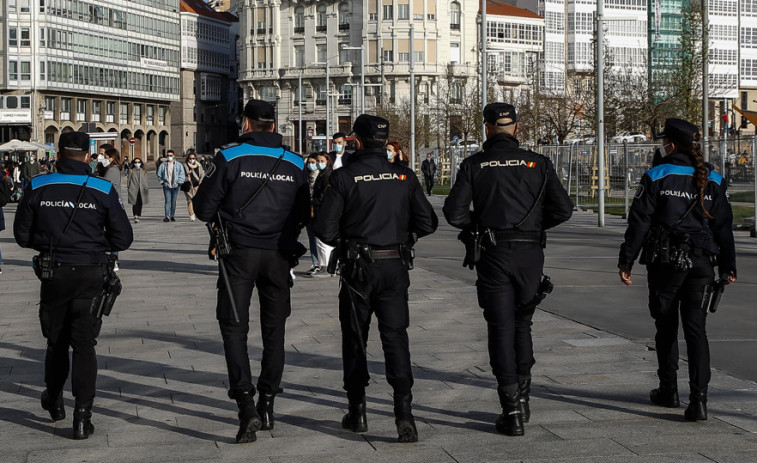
[1,187,756,463]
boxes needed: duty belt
[370,249,401,259]
[491,229,542,243]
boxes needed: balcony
[338,23,349,31]
[256,28,266,35]
[315,98,326,106]
[316,25,327,33]
[450,23,460,31]
[294,26,304,34]
[338,98,352,105]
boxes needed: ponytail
[683,134,713,219]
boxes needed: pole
[298,70,303,154]
[575,145,581,208]
[482,0,487,141]
[326,59,330,142]
[596,2,606,227]
[702,0,709,162]
[410,23,416,172]
[752,136,757,238]
[623,141,629,219]
[360,45,366,114]
[566,144,574,197]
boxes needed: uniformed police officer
[313,114,438,443]
[13,132,133,439]
[443,103,573,436]
[618,118,736,421]
[193,99,310,444]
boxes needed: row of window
[545,11,565,33]
[41,0,180,41]
[44,28,180,68]
[567,12,592,34]
[711,24,738,41]
[182,19,230,44]
[709,0,738,14]
[711,49,738,65]
[43,97,167,125]
[743,27,757,46]
[742,59,757,77]
[43,61,180,95]
[183,47,231,73]
[486,21,542,45]
[0,95,31,109]
[568,42,593,66]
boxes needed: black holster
[701,279,725,313]
[90,256,122,319]
[33,253,55,281]
[516,274,554,316]
[458,227,483,270]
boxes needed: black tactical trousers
[40,265,104,404]
[423,175,434,195]
[646,254,714,392]
[476,242,543,387]
[216,247,291,398]
[339,258,413,402]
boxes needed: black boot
[394,393,418,443]
[232,391,262,443]
[342,398,367,433]
[41,389,66,422]
[495,385,524,436]
[650,386,680,408]
[72,401,94,440]
[256,392,276,431]
[684,391,708,421]
[517,376,531,423]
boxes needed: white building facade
[1,0,181,158]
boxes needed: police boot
[231,391,262,443]
[342,398,368,433]
[72,400,94,440]
[684,391,708,421]
[256,392,276,431]
[517,376,531,423]
[41,389,66,422]
[650,385,680,408]
[394,393,418,443]
[495,385,524,436]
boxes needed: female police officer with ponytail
[618,118,736,422]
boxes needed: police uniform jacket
[13,158,133,264]
[443,133,573,235]
[313,147,438,247]
[619,151,736,276]
[193,132,309,251]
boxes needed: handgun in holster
[327,240,342,275]
[207,218,232,261]
[516,274,554,316]
[90,255,122,319]
[458,226,483,270]
[701,279,725,313]
[400,232,418,270]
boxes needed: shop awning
[733,105,757,127]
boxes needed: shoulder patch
[204,163,216,178]
[221,142,240,150]
[634,184,645,199]
[707,169,723,185]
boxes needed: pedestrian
[100,148,123,195]
[313,114,438,443]
[123,155,130,178]
[387,141,409,166]
[304,154,320,274]
[156,149,186,222]
[0,170,13,273]
[443,103,573,436]
[618,118,736,421]
[22,153,42,188]
[183,152,205,222]
[329,132,350,169]
[309,152,334,276]
[193,99,309,444]
[127,157,149,223]
[421,152,437,196]
[13,132,133,440]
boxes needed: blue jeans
[163,186,179,218]
[305,223,318,266]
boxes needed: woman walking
[183,153,205,221]
[127,157,149,223]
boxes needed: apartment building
[1,0,181,159]
[237,0,479,153]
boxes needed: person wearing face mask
[618,118,736,422]
[303,154,321,275]
[329,132,350,169]
[387,141,409,167]
[156,150,186,222]
[127,157,149,223]
[100,148,124,270]
[22,153,42,190]
[309,152,334,276]
[183,154,205,222]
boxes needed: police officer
[618,118,736,421]
[13,132,133,439]
[443,103,573,436]
[193,99,309,444]
[313,114,437,443]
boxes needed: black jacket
[311,167,332,215]
[329,151,351,168]
[13,159,133,264]
[421,158,436,177]
[619,151,736,275]
[313,147,438,247]
[193,132,310,251]
[443,133,573,234]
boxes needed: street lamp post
[341,45,365,114]
[391,24,416,172]
[596,1,606,227]
[481,0,487,141]
[298,70,303,154]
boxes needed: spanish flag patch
[398,174,407,180]
[526,161,536,168]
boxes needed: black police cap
[352,114,390,141]
[483,102,517,126]
[59,132,90,153]
[243,99,275,122]
[655,118,699,145]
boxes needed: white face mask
[188,159,196,164]
[387,150,394,160]
[101,159,111,168]
[97,154,105,162]
[335,144,344,153]
[167,156,174,162]
[134,162,142,169]
[317,162,327,170]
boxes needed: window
[45,96,55,112]
[383,49,394,62]
[77,99,87,121]
[369,13,378,21]
[295,45,305,67]
[40,27,46,47]
[339,3,350,30]
[120,103,128,124]
[317,4,327,31]
[450,42,460,63]
[21,96,30,108]
[338,84,352,105]
[9,62,18,80]
[19,61,30,80]
[20,0,30,12]
[9,28,18,47]
[146,105,154,124]
[6,96,18,108]
[259,86,277,103]
[159,106,166,125]
[315,85,326,105]
[21,28,31,47]
[450,2,461,30]
[294,6,305,32]
[398,3,409,20]
[133,104,142,123]
[414,51,424,63]
[398,52,409,62]
[93,101,102,122]
[61,97,72,120]
[317,44,327,63]
[383,5,393,20]
[40,61,46,80]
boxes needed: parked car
[612,133,647,143]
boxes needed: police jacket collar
[345,147,386,163]
[55,158,93,176]
[483,132,520,151]
[659,151,694,167]
[237,131,284,148]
